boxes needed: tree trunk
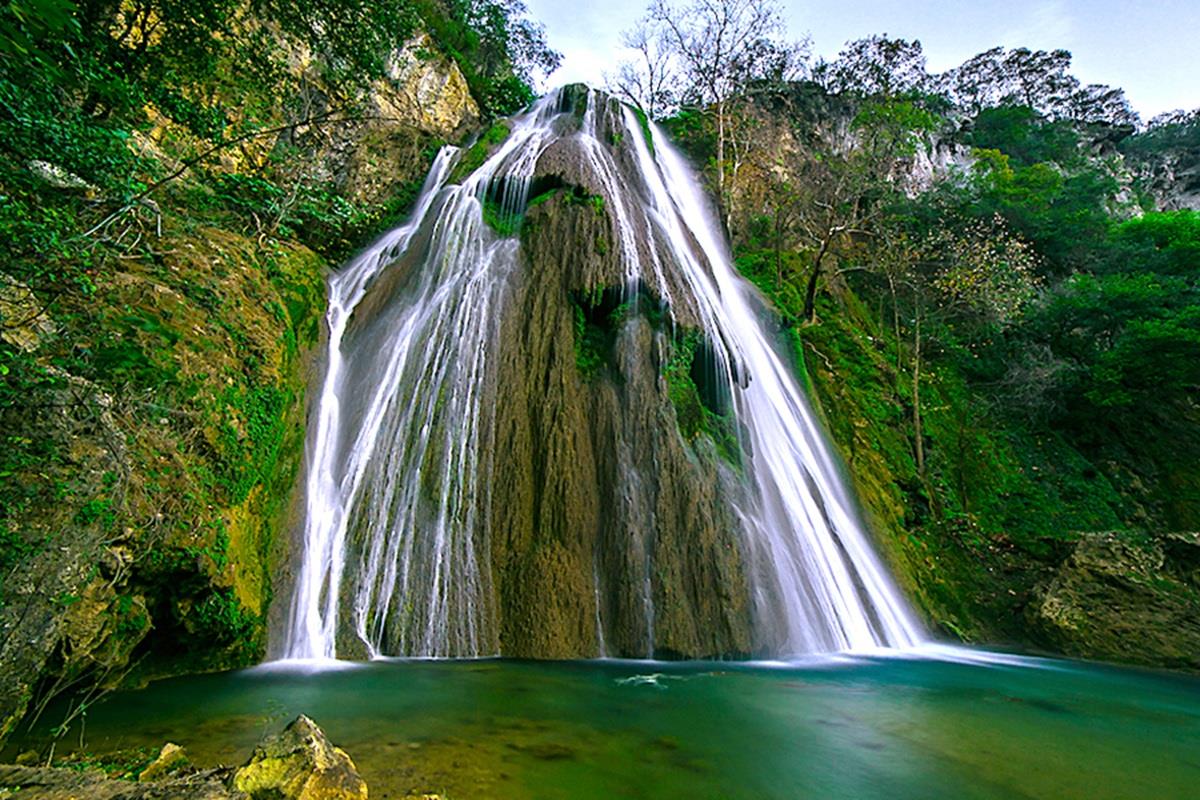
[715,101,727,221]
[912,304,925,477]
[774,213,783,289]
[802,238,831,323]
[887,274,902,382]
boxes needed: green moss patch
[663,330,740,466]
[450,121,512,184]
[630,106,655,154]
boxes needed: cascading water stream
[281,87,922,662]
[625,111,922,652]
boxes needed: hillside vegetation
[0,0,553,742]
[627,19,1200,663]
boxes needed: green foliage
[851,97,940,160]
[0,343,64,576]
[417,0,560,117]
[573,303,608,378]
[215,384,288,505]
[481,194,522,236]
[193,587,259,647]
[966,106,1083,167]
[662,330,740,466]
[52,747,158,781]
[1107,210,1200,276]
[0,0,553,290]
[72,497,115,529]
[916,144,1117,276]
[569,286,622,379]
[262,0,420,84]
[569,284,664,382]
[201,165,433,262]
[450,120,511,183]
[630,105,655,153]
[113,593,151,638]
[1121,110,1200,157]
[1029,267,1200,418]
[736,242,1134,639]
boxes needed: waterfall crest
[281,87,922,661]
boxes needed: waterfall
[281,87,922,661]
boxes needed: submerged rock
[233,715,368,800]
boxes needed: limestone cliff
[490,156,753,658]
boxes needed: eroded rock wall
[489,185,753,658]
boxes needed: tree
[873,216,1039,475]
[937,46,1005,115]
[607,16,678,118]
[1067,83,1138,128]
[643,0,807,227]
[421,0,562,114]
[733,88,941,324]
[800,97,939,322]
[1023,211,1200,421]
[812,35,930,98]
[938,45,1136,127]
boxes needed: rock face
[233,715,368,800]
[1032,532,1200,669]
[313,90,756,660]
[1126,141,1200,211]
[281,31,480,211]
[0,370,135,742]
[0,229,327,742]
[490,177,754,658]
[0,275,57,352]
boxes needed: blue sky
[525,0,1200,119]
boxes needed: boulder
[138,742,189,782]
[1032,531,1200,669]
[1,715,368,799]
[232,715,367,800]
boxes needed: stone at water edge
[232,714,368,800]
[138,742,189,782]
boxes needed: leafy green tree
[924,148,1117,277]
[965,106,1083,167]
[428,0,561,115]
[871,215,1039,475]
[1029,270,1199,416]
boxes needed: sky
[524,0,1200,120]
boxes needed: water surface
[12,650,1199,799]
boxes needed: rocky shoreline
[0,715,394,800]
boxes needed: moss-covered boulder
[233,715,367,800]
